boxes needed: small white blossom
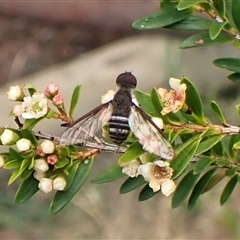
[13,104,24,117]
[0,129,20,145]
[122,159,141,177]
[33,158,49,172]
[137,160,176,196]
[16,138,32,151]
[53,177,67,191]
[38,178,53,193]
[40,140,55,154]
[0,155,5,167]
[7,85,24,101]
[158,78,186,115]
[21,92,48,119]
[101,90,115,103]
[33,170,46,181]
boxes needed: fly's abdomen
[108,115,130,144]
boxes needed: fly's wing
[60,102,113,145]
[129,104,174,160]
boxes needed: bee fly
[60,72,174,160]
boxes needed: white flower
[101,90,115,103]
[53,177,67,191]
[16,138,32,151]
[122,159,141,177]
[13,104,24,117]
[40,140,55,154]
[21,92,48,119]
[137,160,176,196]
[158,78,187,115]
[0,129,20,145]
[33,158,49,172]
[0,155,5,167]
[33,170,46,181]
[7,85,24,101]
[38,178,53,193]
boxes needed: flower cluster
[122,157,176,197]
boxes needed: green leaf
[91,164,124,184]
[211,140,224,157]
[193,157,214,174]
[118,142,145,166]
[23,118,44,130]
[172,170,200,208]
[228,135,240,159]
[15,174,39,204]
[220,174,238,205]
[138,184,157,201]
[225,168,236,178]
[195,135,225,155]
[167,15,212,30]
[225,0,240,34]
[188,168,217,210]
[8,159,29,184]
[213,58,240,73]
[50,159,93,213]
[210,101,228,125]
[20,168,33,180]
[120,176,146,194]
[180,32,233,49]
[3,159,21,169]
[177,0,208,10]
[21,129,38,147]
[54,156,69,169]
[171,138,201,179]
[9,147,22,160]
[203,171,225,193]
[212,0,225,17]
[133,89,158,116]
[64,162,81,190]
[23,84,36,96]
[69,85,81,118]
[227,72,240,83]
[132,2,192,30]
[181,77,206,125]
[209,22,227,40]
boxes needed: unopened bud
[38,178,53,193]
[53,176,67,191]
[44,83,59,99]
[13,104,24,117]
[33,170,46,181]
[7,85,25,101]
[40,140,55,154]
[0,155,5,167]
[16,138,32,151]
[52,94,63,107]
[33,158,49,172]
[47,154,58,165]
[0,129,20,145]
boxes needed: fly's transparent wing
[129,104,174,160]
[60,102,113,145]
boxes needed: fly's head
[116,72,137,89]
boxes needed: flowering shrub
[1,0,240,213]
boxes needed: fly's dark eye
[116,72,137,88]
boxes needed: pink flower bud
[47,154,58,165]
[52,94,63,107]
[44,83,59,99]
[36,146,46,157]
[13,104,24,117]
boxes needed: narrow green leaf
[188,168,217,210]
[209,22,227,40]
[50,159,93,213]
[54,156,69,169]
[132,2,192,30]
[195,135,225,155]
[220,174,238,205]
[228,135,240,159]
[9,147,22,160]
[227,72,240,83]
[172,170,200,209]
[20,168,33,180]
[180,32,233,49]
[210,101,228,125]
[194,158,214,174]
[120,176,145,194]
[212,0,225,17]
[23,118,44,130]
[225,168,236,177]
[171,138,201,179]
[15,174,39,204]
[167,15,211,30]
[203,171,225,193]
[3,159,21,169]
[133,89,158,116]
[91,164,124,184]
[225,0,240,33]
[8,160,29,184]
[213,58,240,73]
[181,77,206,125]
[138,184,157,201]
[69,85,81,118]
[177,0,208,10]
[211,141,224,156]
[64,162,81,190]
[118,142,145,166]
